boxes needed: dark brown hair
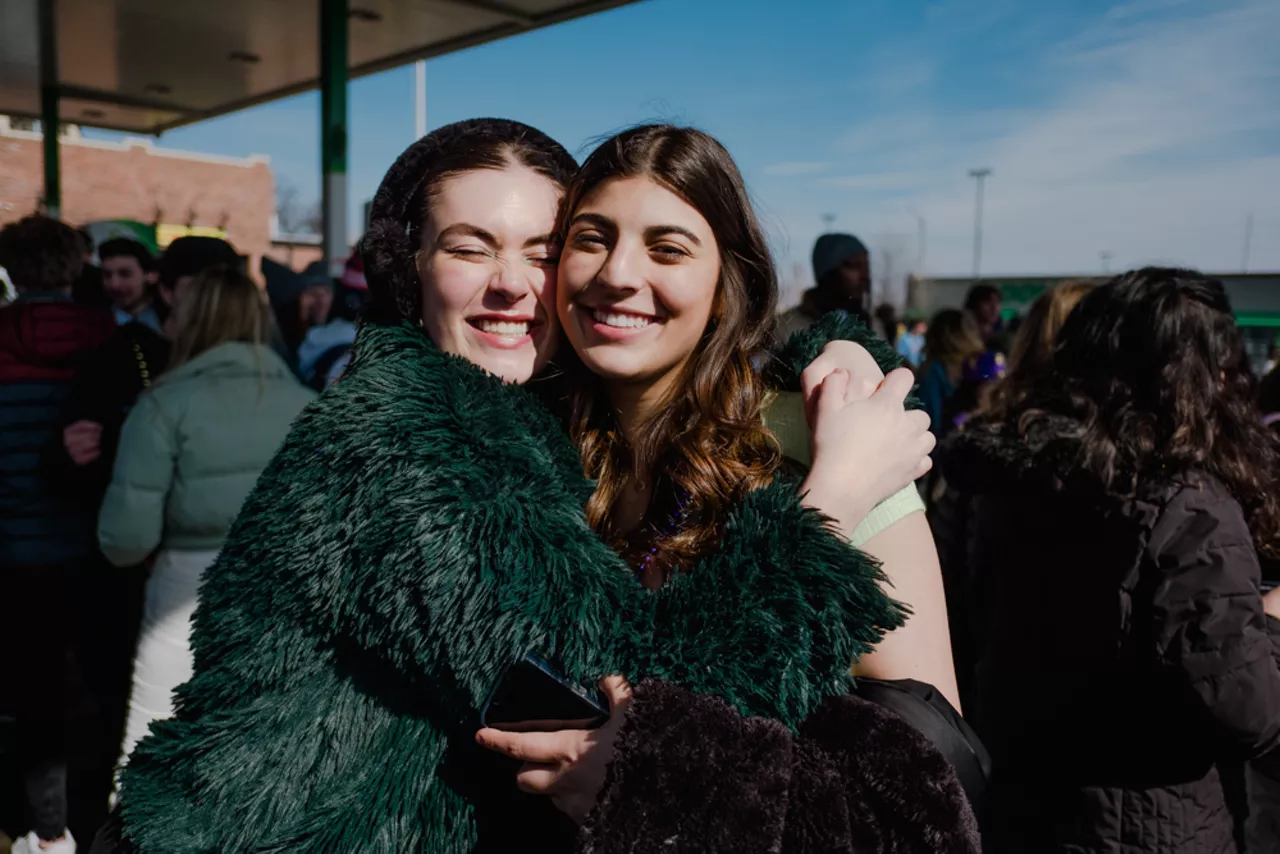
[0,215,84,292]
[361,118,577,326]
[98,237,156,273]
[1016,267,1280,552]
[560,124,782,577]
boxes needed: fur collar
[937,415,1108,500]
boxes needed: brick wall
[265,240,324,273]
[0,125,276,272]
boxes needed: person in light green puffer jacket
[97,265,315,775]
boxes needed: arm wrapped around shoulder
[766,309,913,400]
[579,680,981,854]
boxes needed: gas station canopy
[0,0,639,135]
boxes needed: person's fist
[64,420,103,466]
[800,340,886,428]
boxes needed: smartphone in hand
[480,653,609,731]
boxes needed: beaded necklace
[636,488,692,578]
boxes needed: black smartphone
[1262,579,1279,593]
[480,653,609,731]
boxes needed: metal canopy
[0,0,640,135]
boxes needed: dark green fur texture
[769,310,923,410]
[115,321,904,853]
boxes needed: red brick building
[0,116,283,271]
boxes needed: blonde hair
[982,279,1096,419]
[923,309,985,381]
[167,265,276,371]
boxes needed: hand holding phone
[476,675,633,825]
[480,653,609,731]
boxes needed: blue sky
[89,0,1280,305]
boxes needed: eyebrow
[645,225,702,247]
[436,224,497,244]
[569,212,615,232]
[569,212,703,247]
[523,233,560,249]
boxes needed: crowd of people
[0,116,1275,854]
[0,221,361,853]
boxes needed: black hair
[98,237,156,273]
[157,236,242,289]
[360,118,577,326]
[1017,267,1280,552]
[0,216,84,291]
[964,283,1001,311]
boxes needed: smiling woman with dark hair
[478,124,975,852]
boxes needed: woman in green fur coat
[101,119,975,853]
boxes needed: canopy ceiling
[0,0,640,134]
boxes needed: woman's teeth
[593,309,653,329]
[475,319,530,337]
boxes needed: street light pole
[907,209,927,275]
[414,60,427,139]
[1099,250,1113,274]
[968,168,992,281]
[1242,212,1254,273]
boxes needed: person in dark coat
[0,215,115,854]
[47,236,241,845]
[929,280,1095,710]
[774,232,872,343]
[934,267,1280,852]
[55,237,242,495]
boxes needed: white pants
[116,547,217,771]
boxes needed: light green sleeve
[98,390,176,567]
[763,390,925,547]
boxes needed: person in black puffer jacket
[0,215,115,854]
[933,267,1280,853]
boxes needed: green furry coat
[113,317,906,853]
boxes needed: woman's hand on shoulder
[802,368,934,538]
[800,340,886,427]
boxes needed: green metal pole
[39,0,61,218]
[320,0,349,278]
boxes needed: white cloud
[761,160,833,177]
[770,0,1280,281]
[821,172,925,191]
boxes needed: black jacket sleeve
[1151,479,1280,760]
[578,680,980,854]
[45,334,132,497]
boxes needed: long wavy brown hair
[1014,267,1280,553]
[559,125,783,577]
[981,279,1095,419]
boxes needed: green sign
[83,220,159,259]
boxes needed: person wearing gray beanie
[776,232,871,346]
